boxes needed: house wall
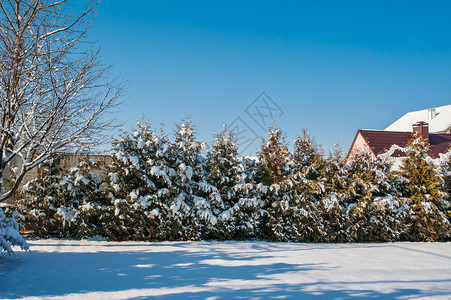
[3,153,112,189]
[2,153,113,204]
[346,132,376,163]
[59,154,112,173]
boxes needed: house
[347,121,451,161]
[385,104,451,133]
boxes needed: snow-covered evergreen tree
[344,150,399,241]
[0,208,28,253]
[10,121,451,243]
[164,120,211,240]
[15,155,77,237]
[106,121,176,240]
[257,127,291,186]
[226,157,263,240]
[315,146,348,242]
[205,129,241,239]
[293,129,325,180]
[256,127,296,241]
[290,130,327,242]
[15,155,109,238]
[400,136,450,241]
[438,148,451,233]
[68,159,111,238]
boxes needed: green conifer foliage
[15,155,75,237]
[344,150,398,241]
[106,121,176,241]
[0,207,28,253]
[438,148,451,228]
[13,121,450,242]
[257,127,295,241]
[15,155,108,238]
[205,129,241,239]
[70,159,111,238]
[166,120,209,240]
[225,157,263,240]
[257,127,291,185]
[290,130,327,242]
[400,136,450,241]
[293,129,325,180]
[315,147,347,242]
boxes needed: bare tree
[0,0,123,202]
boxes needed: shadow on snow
[0,241,449,299]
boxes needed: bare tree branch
[0,0,123,202]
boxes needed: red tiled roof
[358,130,451,158]
[429,133,451,157]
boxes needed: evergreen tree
[165,120,210,240]
[15,155,77,237]
[315,146,348,242]
[257,127,291,185]
[257,127,295,241]
[290,130,327,242]
[293,129,325,180]
[106,121,176,240]
[400,136,450,241]
[225,157,263,240]
[11,120,451,243]
[15,155,109,238]
[205,129,242,239]
[344,150,398,241]
[438,147,451,227]
[68,159,111,238]
[0,208,28,253]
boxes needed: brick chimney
[412,121,429,145]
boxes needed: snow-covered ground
[1,240,450,299]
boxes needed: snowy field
[1,240,450,299]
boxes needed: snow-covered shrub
[217,157,263,240]
[15,155,74,237]
[105,121,176,241]
[204,129,264,240]
[13,121,451,243]
[288,130,329,242]
[256,127,297,241]
[67,160,111,238]
[292,129,325,180]
[304,146,348,242]
[204,129,241,239]
[437,148,451,231]
[398,136,450,241]
[14,155,109,238]
[164,120,210,240]
[342,150,401,242]
[0,207,28,253]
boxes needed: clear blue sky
[87,0,451,155]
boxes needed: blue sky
[87,0,451,155]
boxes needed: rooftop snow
[386,104,451,133]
